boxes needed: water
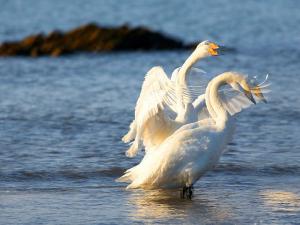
[0,1,300,224]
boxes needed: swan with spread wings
[118,72,269,198]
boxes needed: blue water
[0,1,300,224]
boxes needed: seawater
[0,0,300,224]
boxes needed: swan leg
[180,187,187,199]
[180,185,193,199]
[187,186,193,199]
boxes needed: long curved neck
[205,72,237,127]
[177,48,208,86]
[205,81,217,119]
[175,48,209,115]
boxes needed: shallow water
[1,1,300,224]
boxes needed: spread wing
[219,89,254,116]
[122,66,178,157]
[135,66,177,124]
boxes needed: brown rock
[0,23,194,57]
[21,34,44,47]
[51,48,63,57]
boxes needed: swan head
[222,72,269,104]
[195,40,219,57]
[228,75,257,104]
[247,76,268,103]
[229,75,269,104]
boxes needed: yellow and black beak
[251,86,267,103]
[208,43,219,56]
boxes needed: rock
[0,23,193,57]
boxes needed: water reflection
[126,188,235,224]
[260,190,300,213]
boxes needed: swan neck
[177,49,207,85]
[205,82,216,119]
[206,73,231,127]
[175,48,207,111]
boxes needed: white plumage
[118,71,269,192]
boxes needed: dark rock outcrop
[0,23,192,57]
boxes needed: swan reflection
[126,188,234,224]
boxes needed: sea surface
[1,0,300,224]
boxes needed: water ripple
[0,167,125,182]
[1,164,300,183]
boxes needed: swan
[117,72,268,198]
[122,40,220,157]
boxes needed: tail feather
[116,165,140,188]
[116,173,131,183]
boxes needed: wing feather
[123,66,178,157]
[219,74,270,116]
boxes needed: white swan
[117,72,268,198]
[122,41,220,157]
